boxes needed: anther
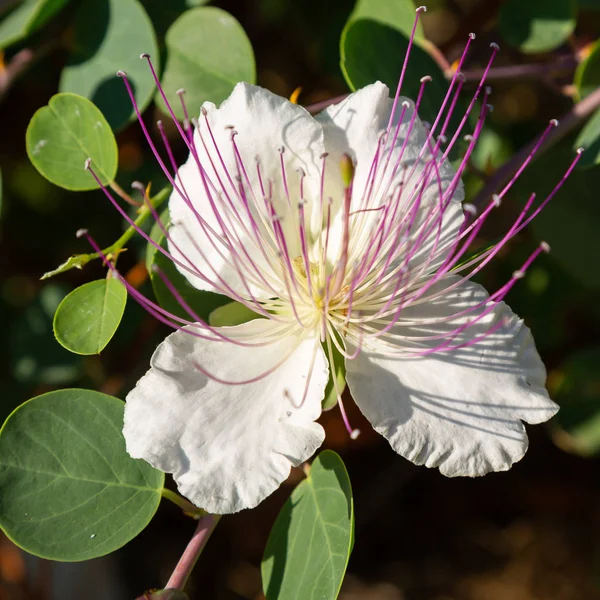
[201,107,208,116]
[76,228,88,238]
[320,152,329,159]
[540,241,551,253]
[131,181,145,192]
[350,429,361,440]
[469,32,476,40]
[457,72,466,83]
[176,88,186,96]
[230,129,238,140]
[191,117,199,128]
[402,100,411,108]
[486,104,494,112]
[464,134,474,142]
[416,6,427,12]
[576,147,585,154]
[116,70,127,78]
[84,158,92,170]
[140,53,150,60]
[463,203,477,215]
[420,75,433,83]
[278,146,285,154]
[490,42,500,51]
[550,118,559,127]
[512,270,525,279]
[485,85,492,95]
[492,194,501,207]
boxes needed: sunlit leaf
[53,278,127,355]
[262,450,354,600]
[26,93,118,191]
[59,0,159,131]
[156,7,255,121]
[499,0,577,54]
[0,0,71,50]
[340,0,450,126]
[0,389,165,561]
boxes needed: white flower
[83,36,581,515]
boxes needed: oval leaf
[156,7,255,121]
[0,0,70,50]
[26,93,118,191]
[0,389,165,561]
[59,0,159,131]
[53,278,127,355]
[499,0,577,54]
[340,1,450,127]
[262,450,354,600]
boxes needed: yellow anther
[289,87,302,104]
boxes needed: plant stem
[165,514,221,591]
[458,55,578,83]
[472,85,600,207]
[161,489,206,518]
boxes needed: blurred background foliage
[0,0,599,598]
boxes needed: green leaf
[574,109,600,168]
[53,278,127,355]
[340,0,449,126]
[59,0,159,131]
[208,301,260,327]
[511,138,600,289]
[551,347,600,456]
[498,0,577,54]
[0,0,70,50]
[0,389,165,561]
[143,0,211,39]
[574,39,600,100]
[41,253,95,280]
[26,93,118,191]
[146,211,229,321]
[262,450,354,600]
[156,7,255,121]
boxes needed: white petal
[317,83,464,274]
[345,276,557,476]
[168,83,325,300]
[123,319,328,514]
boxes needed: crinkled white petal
[123,319,329,514]
[316,82,464,274]
[168,82,325,300]
[345,276,557,476]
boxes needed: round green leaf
[156,7,255,121]
[0,0,70,50]
[574,40,600,100]
[499,0,577,54]
[340,1,449,127]
[0,389,165,561]
[574,108,600,168]
[552,347,600,456]
[26,93,118,191]
[59,0,159,132]
[53,278,127,355]
[262,450,354,600]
